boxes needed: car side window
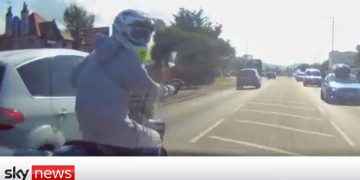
[325,75,332,83]
[17,58,51,96]
[51,55,84,97]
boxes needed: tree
[151,27,188,67]
[63,3,95,48]
[297,63,310,72]
[354,45,360,66]
[152,8,235,85]
[320,60,329,76]
[311,63,322,70]
[172,8,222,39]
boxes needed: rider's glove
[165,79,184,95]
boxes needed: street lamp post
[329,17,335,70]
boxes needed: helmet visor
[128,21,154,46]
[129,27,152,45]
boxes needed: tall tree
[152,8,235,84]
[172,8,222,39]
[63,3,95,48]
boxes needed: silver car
[236,68,262,89]
[0,49,87,151]
[303,68,322,86]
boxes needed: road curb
[157,84,234,107]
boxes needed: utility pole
[329,17,335,70]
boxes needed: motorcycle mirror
[168,51,178,68]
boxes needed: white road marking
[235,120,334,138]
[239,109,323,121]
[248,102,316,111]
[232,104,244,113]
[256,99,308,105]
[264,97,306,102]
[209,136,301,156]
[189,118,226,143]
[330,121,355,147]
[317,106,325,115]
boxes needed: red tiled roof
[29,13,74,41]
[28,12,46,36]
[38,21,59,38]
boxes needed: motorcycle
[51,92,170,156]
[8,81,182,156]
[10,102,166,156]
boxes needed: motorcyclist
[129,63,183,124]
[72,9,181,153]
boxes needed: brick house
[0,3,74,51]
[79,27,109,52]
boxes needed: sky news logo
[4,165,75,180]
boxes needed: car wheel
[324,93,336,105]
[321,90,325,101]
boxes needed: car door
[16,57,63,149]
[255,70,261,83]
[50,55,84,140]
[322,75,329,96]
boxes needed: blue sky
[1,0,360,66]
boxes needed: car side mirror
[322,80,327,86]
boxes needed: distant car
[321,73,360,104]
[0,49,88,151]
[303,68,322,86]
[236,69,262,89]
[295,72,305,81]
[266,72,277,79]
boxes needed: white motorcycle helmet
[112,9,154,63]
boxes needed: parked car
[0,49,88,151]
[266,72,277,79]
[295,72,305,81]
[321,73,360,105]
[236,69,262,89]
[303,68,322,86]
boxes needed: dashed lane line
[330,121,356,147]
[235,120,334,138]
[248,102,317,111]
[209,136,301,156]
[189,118,226,143]
[232,104,245,113]
[239,109,323,121]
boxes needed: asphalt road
[158,77,360,155]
